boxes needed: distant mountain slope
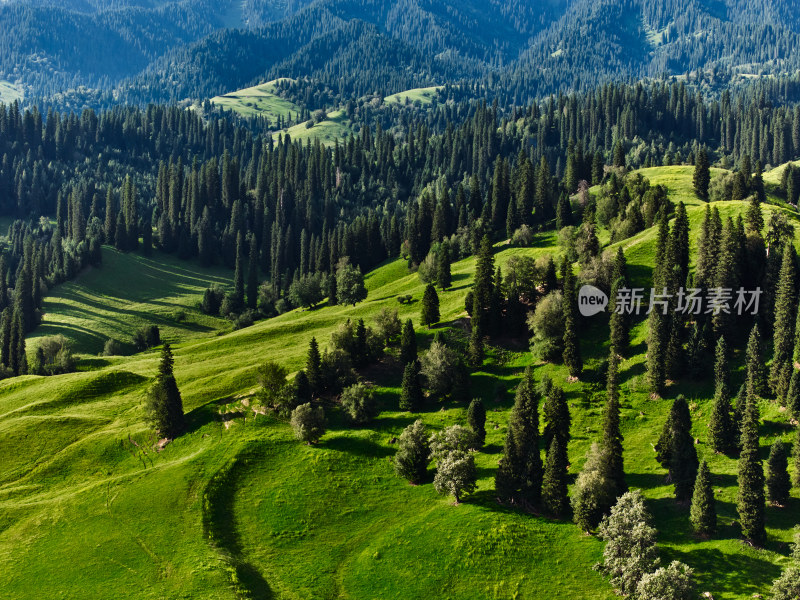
[3,0,800,103]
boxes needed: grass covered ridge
[0,165,798,599]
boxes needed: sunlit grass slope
[0,165,798,599]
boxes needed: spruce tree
[694,148,710,200]
[603,350,626,497]
[467,398,486,446]
[472,235,494,338]
[145,343,184,439]
[421,284,440,328]
[232,232,245,311]
[745,325,767,398]
[246,234,258,310]
[400,319,417,365]
[647,212,670,395]
[766,440,791,506]
[669,395,699,501]
[690,460,716,536]
[709,337,736,454]
[306,337,322,398]
[495,367,542,505]
[562,264,582,377]
[399,360,424,412]
[737,394,766,545]
[542,383,570,450]
[542,434,569,517]
[609,247,629,356]
[771,244,797,400]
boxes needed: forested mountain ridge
[4,0,800,107]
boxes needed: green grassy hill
[276,109,354,147]
[30,248,234,355]
[210,79,302,121]
[0,165,798,599]
[384,86,443,106]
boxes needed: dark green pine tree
[306,337,322,398]
[771,244,797,401]
[647,212,670,395]
[556,192,572,230]
[467,398,486,446]
[766,440,791,506]
[609,247,629,356]
[246,234,258,310]
[542,384,571,451]
[495,367,542,505]
[793,427,800,488]
[399,360,424,412]
[746,325,767,399]
[668,395,699,502]
[232,232,245,311]
[690,460,717,536]
[145,343,184,439]
[437,240,452,290]
[694,148,711,200]
[541,434,569,518]
[562,264,582,377]
[746,193,764,234]
[709,337,736,454]
[421,284,440,328]
[602,350,626,497]
[400,319,417,365]
[737,393,766,545]
[472,235,494,338]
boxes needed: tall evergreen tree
[246,234,258,310]
[542,434,569,517]
[421,284,440,328]
[603,350,626,497]
[709,337,736,454]
[766,440,791,506]
[145,343,184,439]
[694,148,710,200]
[306,337,322,398]
[399,360,424,412]
[232,231,245,311]
[495,367,542,505]
[542,383,570,451]
[467,398,486,446]
[647,212,670,395]
[669,395,699,501]
[771,244,797,400]
[609,247,629,356]
[690,460,716,536]
[737,393,766,545]
[400,319,417,365]
[562,263,582,377]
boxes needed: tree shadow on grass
[662,546,780,599]
[324,434,394,458]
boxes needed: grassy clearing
[384,86,443,106]
[0,165,798,598]
[275,109,354,146]
[31,247,234,355]
[0,81,23,104]
[210,79,301,120]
